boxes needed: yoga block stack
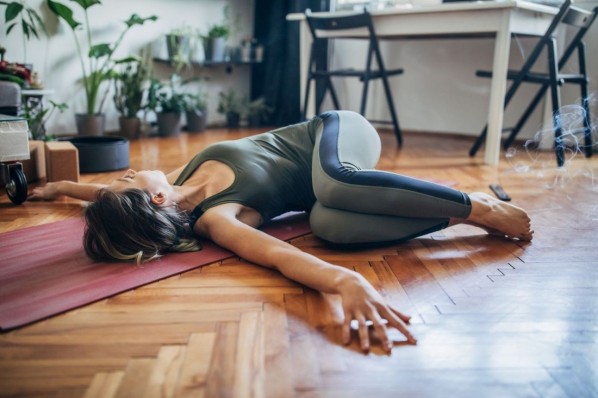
[21,140,46,182]
[45,141,79,182]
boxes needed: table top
[286,0,558,20]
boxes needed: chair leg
[303,76,312,121]
[547,39,564,167]
[578,41,592,158]
[581,95,592,158]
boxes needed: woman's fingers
[390,307,412,324]
[369,312,392,352]
[356,314,370,352]
[342,313,352,345]
[380,305,417,345]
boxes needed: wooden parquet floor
[0,127,596,398]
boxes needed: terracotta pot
[75,113,105,136]
[185,109,207,132]
[118,116,141,140]
[157,112,182,137]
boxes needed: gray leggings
[309,111,472,244]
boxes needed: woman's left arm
[200,205,417,352]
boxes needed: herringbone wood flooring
[0,127,596,397]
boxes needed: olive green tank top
[174,117,322,226]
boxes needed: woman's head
[83,188,200,263]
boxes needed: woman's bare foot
[463,192,533,241]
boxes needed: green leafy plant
[202,5,236,40]
[217,88,246,115]
[184,92,207,113]
[246,97,272,120]
[181,76,208,112]
[205,24,229,40]
[47,0,157,115]
[23,99,68,140]
[146,74,186,115]
[0,1,49,61]
[217,88,246,128]
[112,56,149,119]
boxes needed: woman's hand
[336,272,417,352]
[201,205,417,353]
[30,182,62,200]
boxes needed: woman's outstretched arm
[30,181,107,201]
[199,204,417,352]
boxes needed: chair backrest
[557,4,598,70]
[511,0,596,81]
[305,11,375,39]
[304,10,382,74]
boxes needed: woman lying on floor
[31,111,533,353]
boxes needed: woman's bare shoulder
[193,203,262,237]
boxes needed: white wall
[326,1,598,140]
[0,0,255,135]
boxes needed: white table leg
[299,21,315,119]
[485,12,512,166]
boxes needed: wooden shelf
[152,58,261,68]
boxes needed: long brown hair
[83,188,200,263]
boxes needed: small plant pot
[247,115,262,128]
[205,37,226,62]
[118,116,141,140]
[75,113,106,136]
[166,34,190,63]
[225,112,240,129]
[157,112,182,137]
[68,136,129,173]
[185,109,207,133]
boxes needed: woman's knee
[312,111,382,205]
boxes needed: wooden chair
[303,10,404,146]
[469,0,598,166]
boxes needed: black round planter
[68,136,129,173]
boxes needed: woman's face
[109,169,170,193]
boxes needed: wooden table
[287,1,558,165]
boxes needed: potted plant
[181,76,208,132]
[203,5,237,62]
[146,75,186,137]
[184,92,208,133]
[0,0,50,64]
[246,97,272,127]
[166,25,193,68]
[217,89,246,129]
[203,24,230,62]
[47,0,157,136]
[112,56,149,139]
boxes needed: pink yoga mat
[0,213,311,331]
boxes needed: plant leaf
[47,0,80,30]
[27,8,48,36]
[114,56,141,64]
[70,0,102,10]
[21,19,30,39]
[5,2,23,22]
[6,22,16,35]
[125,13,158,27]
[89,43,112,58]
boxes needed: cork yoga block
[44,141,79,182]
